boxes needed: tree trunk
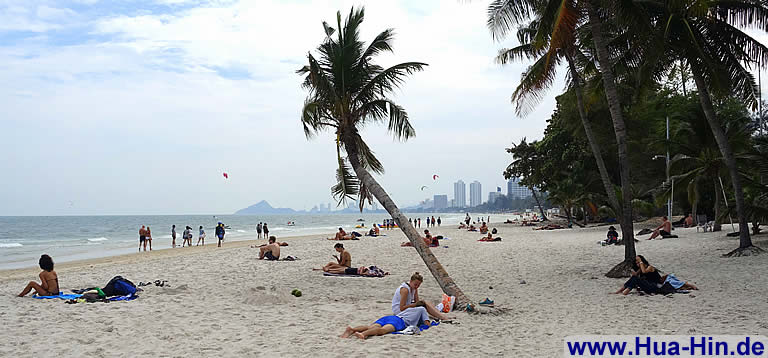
[692,179,699,221]
[587,2,637,275]
[583,205,588,226]
[343,138,474,309]
[565,52,622,222]
[713,178,722,232]
[691,70,759,256]
[565,206,573,227]
[530,186,548,221]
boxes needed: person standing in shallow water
[257,222,263,239]
[197,225,206,246]
[171,225,177,248]
[262,223,269,238]
[138,225,146,252]
[216,223,225,247]
[437,217,441,227]
[146,226,153,251]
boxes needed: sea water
[0,213,478,269]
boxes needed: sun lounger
[696,215,713,232]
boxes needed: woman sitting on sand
[317,243,352,272]
[18,254,59,297]
[392,272,450,321]
[479,222,488,234]
[340,304,431,339]
[614,255,662,295]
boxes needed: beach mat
[322,272,385,278]
[33,292,83,300]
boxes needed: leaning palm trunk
[587,2,637,275]
[691,71,762,256]
[530,187,548,220]
[343,139,473,308]
[565,52,622,226]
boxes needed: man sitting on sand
[467,224,477,232]
[684,214,694,228]
[648,216,672,240]
[340,304,431,339]
[458,222,467,229]
[259,236,281,260]
[400,230,435,247]
[479,222,488,234]
[330,227,355,240]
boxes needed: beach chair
[696,215,713,232]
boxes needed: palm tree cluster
[492,0,768,269]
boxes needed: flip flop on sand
[479,298,494,306]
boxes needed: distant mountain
[234,201,296,215]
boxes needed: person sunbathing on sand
[467,225,477,232]
[458,222,467,229]
[401,230,435,247]
[340,304,431,339]
[392,272,451,321]
[259,236,281,260]
[18,254,59,297]
[478,233,502,242]
[331,227,355,240]
[316,243,352,272]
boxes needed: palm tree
[639,0,768,256]
[504,138,548,220]
[297,7,473,307]
[488,0,638,276]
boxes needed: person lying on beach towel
[401,230,439,247]
[328,227,356,240]
[340,305,432,339]
[533,224,564,230]
[478,233,502,242]
[259,236,281,260]
[18,254,59,297]
[323,265,389,277]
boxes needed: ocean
[0,213,482,269]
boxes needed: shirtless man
[649,216,672,240]
[138,225,147,252]
[259,236,281,260]
[684,214,694,228]
[317,243,352,272]
[340,305,431,339]
[333,227,354,240]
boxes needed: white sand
[1,221,767,357]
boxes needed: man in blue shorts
[340,304,430,339]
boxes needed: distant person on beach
[18,254,59,297]
[171,225,177,248]
[262,223,269,237]
[257,223,263,239]
[614,255,662,295]
[426,217,430,227]
[392,272,450,321]
[479,222,488,234]
[684,214,694,228]
[216,222,226,247]
[437,217,441,227]
[417,218,421,228]
[400,230,435,247]
[139,225,147,252]
[340,305,431,339]
[605,226,619,245]
[146,226,153,251]
[334,227,353,240]
[373,224,380,236]
[181,226,190,247]
[648,216,672,240]
[408,218,412,226]
[465,213,471,226]
[259,236,280,260]
[197,225,206,246]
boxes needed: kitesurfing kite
[432,174,439,180]
[223,172,229,179]
[420,185,428,191]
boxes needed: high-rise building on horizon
[453,180,466,208]
[488,191,502,204]
[508,177,533,199]
[470,181,482,207]
[433,195,448,210]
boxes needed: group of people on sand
[138,225,154,251]
[613,255,698,295]
[340,272,452,339]
[163,222,227,249]
[329,227,360,240]
[408,216,441,228]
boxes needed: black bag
[102,276,137,297]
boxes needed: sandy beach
[2,220,767,357]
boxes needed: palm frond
[487,0,538,40]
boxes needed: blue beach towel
[108,294,138,301]
[32,292,82,300]
[664,274,685,289]
[390,321,439,335]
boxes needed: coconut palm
[297,7,472,307]
[638,0,768,256]
[504,138,548,220]
[488,0,638,276]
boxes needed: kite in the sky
[432,174,439,180]
[223,172,229,179]
[420,185,428,191]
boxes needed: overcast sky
[1,0,765,216]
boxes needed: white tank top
[391,282,414,314]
